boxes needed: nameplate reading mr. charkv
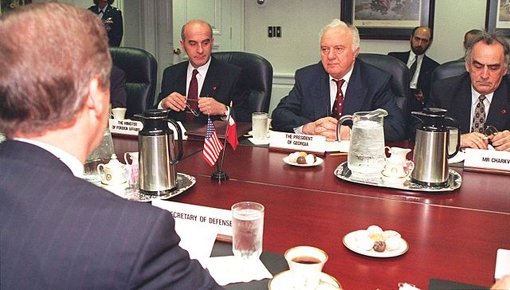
[464,148,510,173]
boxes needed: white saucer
[448,150,465,164]
[268,270,342,290]
[283,156,324,167]
[343,230,408,258]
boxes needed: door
[170,0,244,64]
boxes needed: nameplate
[109,119,143,136]
[269,131,326,154]
[464,148,510,173]
[151,200,232,237]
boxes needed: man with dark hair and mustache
[389,26,439,112]
[427,31,510,151]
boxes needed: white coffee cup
[111,107,127,120]
[252,112,269,141]
[284,246,328,290]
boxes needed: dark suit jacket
[89,5,123,47]
[111,64,127,108]
[427,73,510,134]
[0,141,221,290]
[270,59,407,141]
[157,57,249,123]
[388,51,439,111]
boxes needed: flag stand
[211,113,232,182]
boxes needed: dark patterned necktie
[409,56,417,80]
[471,95,486,133]
[186,69,199,122]
[331,79,345,119]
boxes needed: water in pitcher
[348,119,386,177]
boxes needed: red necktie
[186,69,199,122]
[331,79,345,118]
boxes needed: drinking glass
[231,201,264,260]
[251,112,269,141]
[83,128,114,183]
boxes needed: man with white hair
[271,19,406,141]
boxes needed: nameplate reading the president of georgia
[464,148,510,173]
[269,131,326,154]
[109,119,143,136]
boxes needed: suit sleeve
[127,210,222,289]
[109,10,123,47]
[370,78,408,141]
[271,70,313,132]
[110,65,127,108]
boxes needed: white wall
[244,0,486,114]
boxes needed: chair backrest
[109,47,157,119]
[212,51,273,115]
[357,53,410,117]
[430,60,466,84]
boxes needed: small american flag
[202,117,224,166]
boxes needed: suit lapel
[344,59,367,115]
[315,70,331,118]
[201,58,220,98]
[487,78,510,130]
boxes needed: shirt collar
[187,57,212,77]
[13,138,84,177]
[329,64,354,85]
[470,89,494,105]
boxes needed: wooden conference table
[113,136,510,290]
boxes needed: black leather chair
[357,53,410,119]
[109,47,157,119]
[212,51,273,117]
[430,60,466,84]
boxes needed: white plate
[448,150,465,164]
[283,156,324,167]
[269,270,342,290]
[343,230,409,258]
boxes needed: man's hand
[161,92,186,111]
[197,97,227,116]
[460,132,489,149]
[490,130,510,151]
[302,117,350,141]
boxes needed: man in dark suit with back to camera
[388,26,439,112]
[89,0,123,47]
[156,19,250,122]
[0,3,222,289]
[427,31,510,151]
[271,19,407,142]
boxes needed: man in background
[0,3,221,289]
[157,19,250,122]
[271,19,406,141]
[428,31,510,151]
[389,26,439,112]
[89,0,123,47]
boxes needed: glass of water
[83,128,114,183]
[231,201,264,260]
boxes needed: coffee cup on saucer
[284,246,328,290]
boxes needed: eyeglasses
[484,125,499,137]
[186,102,199,117]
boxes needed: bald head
[410,26,432,55]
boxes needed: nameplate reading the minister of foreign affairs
[109,119,143,136]
[464,148,510,173]
[269,131,326,154]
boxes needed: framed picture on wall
[341,0,435,40]
[486,0,510,36]
[1,0,32,13]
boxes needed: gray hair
[319,19,360,51]
[465,31,510,65]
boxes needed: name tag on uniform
[464,148,510,173]
[269,131,326,154]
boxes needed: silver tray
[334,161,462,192]
[104,173,196,202]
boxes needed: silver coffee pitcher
[411,108,460,187]
[134,109,183,195]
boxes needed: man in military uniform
[89,0,123,47]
